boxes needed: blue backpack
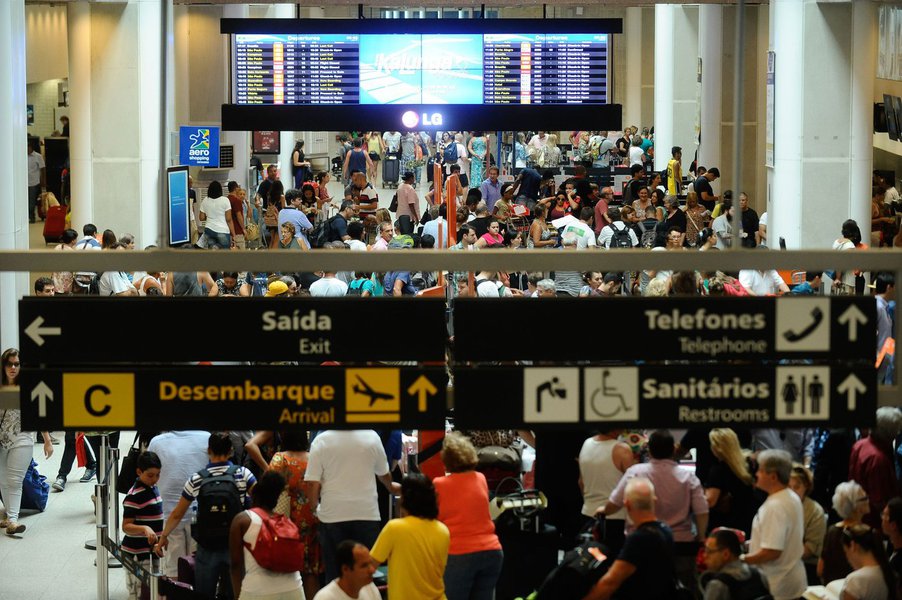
[443,142,458,163]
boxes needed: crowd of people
[5,417,902,600]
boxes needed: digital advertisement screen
[232,32,608,106]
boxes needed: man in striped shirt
[121,451,163,600]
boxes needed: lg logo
[401,111,443,128]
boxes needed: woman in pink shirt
[433,433,503,600]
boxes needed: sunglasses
[6,362,20,368]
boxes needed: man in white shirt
[382,131,401,154]
[738,270,789,296]
[528,131,548,153]
[309,275,349,296]
[598,207,640,249]
[743,449,807,600]
[305,430,399,583]
[422,204,449,245]
[27,139,45,223]
[77,224,102,250]
[147,431,210,577]
[313,541,381,600]
[98,244,138,296]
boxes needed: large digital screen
[232,32,609,106]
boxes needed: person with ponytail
[840,524,898,600]
[705,428,761,535]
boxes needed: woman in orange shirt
[433,433,503,600]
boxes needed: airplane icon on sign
[353,376,394,406]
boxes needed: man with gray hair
[849,407,902,528]
[743,449,806,600]
[584,477,676,600]
[535,279,556,298]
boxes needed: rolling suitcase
[42,205,67,243]
[383,152,400,188]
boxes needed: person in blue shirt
[479,166,503,212]
[790,271,823,295]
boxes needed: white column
[79,0,162,248]
[769,0,874,249]
[0,0,29,350]
[173,5,190,128]
[222,4,249,184]
[653,5,699,172]
[698,5,723,171]
[622,7,643,130]
[67,1,94,230]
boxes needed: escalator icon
[584,368,639,422]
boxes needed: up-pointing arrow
[407,375,438,412]
[837,305,868,342]
[30,381,54,418]
[837,373,867,411]
[24,316,62,347]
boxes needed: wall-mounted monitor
[252,130,280,154]
[221,18,623,131]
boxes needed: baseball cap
[265,281,290,297]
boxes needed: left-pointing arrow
[30,381,54,418]
[24,316,62,347]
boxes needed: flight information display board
[232,32,608,106]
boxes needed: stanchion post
[95,482,109,600]
[109,446,120,544]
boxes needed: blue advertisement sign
[179,126,220,167]
[167,166,190,246]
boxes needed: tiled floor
[0,432,136,600]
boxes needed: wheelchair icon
[589,369,633,418]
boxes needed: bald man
[583,478,676,600]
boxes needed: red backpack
[245,508,305,573]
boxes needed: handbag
[274,488,292,518]
[474,431,522,472]
[264,204,279,228]
[21,459,49,511]
[389,193,398,212]
[117,436,142,495]
[477,445,522,472]
[244,200,260,241]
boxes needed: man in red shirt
[226,181,246,249]
[593,186,614,236]
[849,407,902,528]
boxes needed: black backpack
[191,466,242,550]
[346,278,369,296]
[608,224,635,249]
[637,220,658,249]
[711,570,773,600]
[309,215,338,248]
[535,541,612,600]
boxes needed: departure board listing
[232,33,608,106]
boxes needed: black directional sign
[20,298,447,364]
[19,366,447,431]
[454,364,877,429]
[453,297,877,362]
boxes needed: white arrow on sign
[30,381,54,418]
[24,316,61,347]
[837,305,868,342]
[837,373,867,411]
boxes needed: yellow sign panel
[63,373,136,428]
[345,369,399,423]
